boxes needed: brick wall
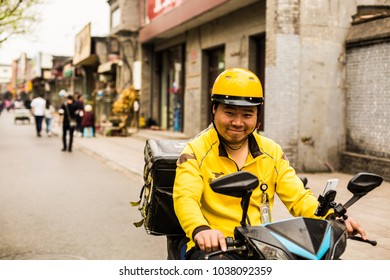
[346,43,390,158]
[343,42,390,180]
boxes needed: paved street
[1,110,389,260]
[0,111,166,260]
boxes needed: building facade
[105,0,389,177]
[139,0,266,134]
[0,64,12,93]
[135,0,354,172]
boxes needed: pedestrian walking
[30,93,46,137]
[44,99,55,137]
[0,99,5,116]
[59,95,77,152]
[81,104,96,137]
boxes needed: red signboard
[147,0,188,21]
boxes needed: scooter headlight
[251,240,290,260]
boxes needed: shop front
[139,0,265,137]
[154,45,185,132]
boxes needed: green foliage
[0,0,41,44]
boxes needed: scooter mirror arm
[333,193,364,220]
[240,191,253,226]
[333,203,348,220]
[343,194,364,209]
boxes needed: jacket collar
[211,127,263,158]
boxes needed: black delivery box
[138,139,187,236]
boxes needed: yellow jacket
[173,126,321,250]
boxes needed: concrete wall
[110,0,139,34]
[109,0,140,91]
[265,0,357,171]
[185,29,203,135]
[265,0,301,166]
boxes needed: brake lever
[204,246,247,260]
[348,235,377,246]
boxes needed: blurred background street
[0,111,166,260]
[1,111,389,260]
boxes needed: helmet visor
[212,94,264,106]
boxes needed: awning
[98,60,122,73]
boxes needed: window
[111,8,121,28]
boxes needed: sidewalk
[51,116,189,179]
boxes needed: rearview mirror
[347,172,383,195]
[210,171,259,227]
[343,172,383,209]
[210,171,259,198]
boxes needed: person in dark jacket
[74,92,84,136]
[81,104,95,137]
[59,95,77,152]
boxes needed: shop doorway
[156,45,185,132]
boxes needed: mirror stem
[240,191,252,226]
[343,194,364,209]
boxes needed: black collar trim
[218,133,263,158]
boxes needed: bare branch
[0,0,41,44]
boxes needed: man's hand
[345,217,367,240]
[194,229,227,253]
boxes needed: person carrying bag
[59,95,77,152]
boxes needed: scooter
[166,175,310,260]
[200,171,383,260]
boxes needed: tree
[0,0,41,44]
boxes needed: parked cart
[14,109,31,124]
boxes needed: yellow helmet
[211,68,264,106]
